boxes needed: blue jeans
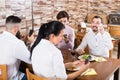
[21,74,27,80]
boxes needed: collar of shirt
[3,31,16,38]
[41,39,55,46]
[91,30,101,37]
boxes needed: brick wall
[0,0,120,34]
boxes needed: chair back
[109,26,120,38]
[87,13,108,24]
[26,68,48,80]
[0,64,7,80]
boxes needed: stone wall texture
[0,0,120,34]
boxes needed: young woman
[56,11,75,50]
[31,21,89,80]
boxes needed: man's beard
[92,26,98,32]
[93,29,98,32]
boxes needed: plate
[78,54,95,61]
[78,55,107,62]
[95,57,107,62]
[67,67,80,71]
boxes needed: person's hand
[77,49,85,55]
[27,32,35,43]
[72,60,85,68]
[78,62,90,72]
[98,23,105,35]
[63,34,69,43]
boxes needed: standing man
[56,10,75,50]
[76,16,113,57]
[0,15,32,80]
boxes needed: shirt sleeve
[67,29,75,49]
[76,34,88,52]
[14,41,31,64]
[101,32,113,50]
[53,50,67,80]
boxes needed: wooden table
[76,58,120,80]
[61,49,120,80]
[20,49,120,80]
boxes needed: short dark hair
[6,15,21,24]
[56,11,69,20]
[92,16,103,23]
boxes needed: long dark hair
[30,21,65,54]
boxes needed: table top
[20,49,120,80]
[77,58,120,80]
[60,49,120,80]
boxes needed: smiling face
[91,18,102,33]
[58,17,68,26]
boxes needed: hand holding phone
[16,31,21,39]
[29,29,34,36]
[63,34,69,43]
[85,56,91,64]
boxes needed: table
[76,58,120,80]
[20,49,120,80]
[61,49,120,80]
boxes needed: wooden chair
[26,68,62,80]
[87,13,108,24]
[109,25,120,38]
[109,40,116,58]
[26,68,48,80]
[0,64,7,80]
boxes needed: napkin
[81,68,97,75]
[95,57,107,62]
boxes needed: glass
[70,50,78,61]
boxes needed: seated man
[76,16,113,57]
[0,15,32,80]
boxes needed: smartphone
[16,31,21,39]
[29,29,34,36]
[85,56,91,64]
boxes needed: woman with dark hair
[31,21,89,80]
[56,10,75,50]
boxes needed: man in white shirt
[76,16,113,57]
[0,15,32,80]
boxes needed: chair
[109,25,120,38]
[109,40,116,58]
[0,64,7,80]
[87,13,108,24]
[26,68,48,80]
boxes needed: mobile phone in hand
[85,56,91,64]
[16,31,21,39]
[29,29,34,36]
